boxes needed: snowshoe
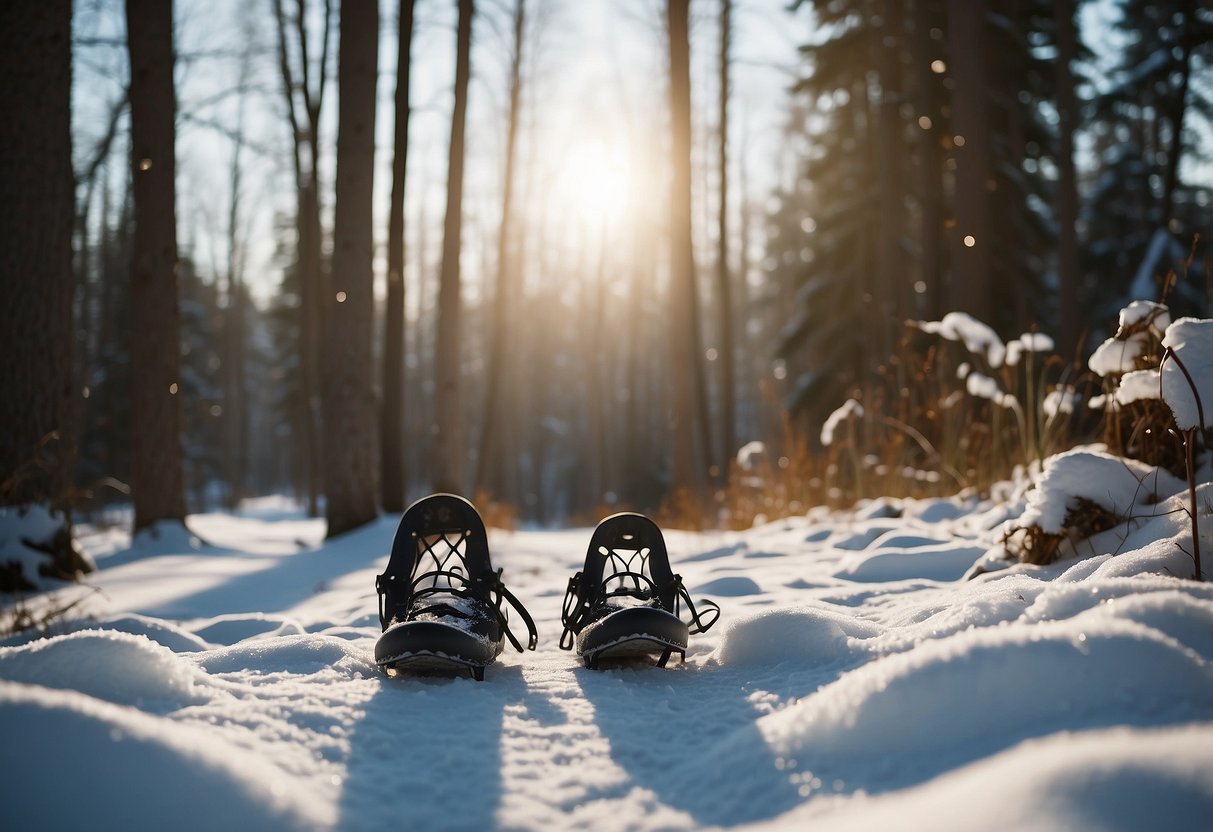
[374,493,537,681]
[559,512,720,669]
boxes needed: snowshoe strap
[560,572,586,650]
[483,569,538,652]
[670,574,721,634]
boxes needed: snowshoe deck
[374,494,536,681]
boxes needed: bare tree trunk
[272,0,331,518]
[382,0,415,513]
[126,0,187,531]
[666,0,705,500]
[715,0,737,477]
[1160,0,1194,228]
[876,0,905,350]
[911,0,946,318]
[323,0,380,536]
[223,80,249,509]
[434,0,475,494]
[947,0,992,322]
[0,0,76,544]
[1054,0,1080,357]
[475,0,526,503]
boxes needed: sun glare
[556,138,633,233]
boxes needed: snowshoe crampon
[375,494,537,681]
[560,512,720,669]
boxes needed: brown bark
[126,0,187,531]
[946,0,993,322]
[475,0,526,503]
[272,0,330,517]
[666,0,705,497]
[324,0,380,536]
[382,0,415,513]
[1054,0,1080,356]
[715,0,737,476]
[0,0,76,520]
[434,0,475,494]
[911,0,946,318]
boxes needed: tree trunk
[475,0,526,503]
[715,0,737,477]
[272,0,331,518]
[324,0,380,536]
[0,0,76,530]
[434,0,475,494]
[876,0,905,350]
[382,0,415,513]
[126,0,187,531]
[911,0,947,319]
[1054,0,1080,357]
[946,0,992,323]
[1160,0,1194,228]
[666,0,705,499]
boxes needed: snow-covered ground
[3,491,1212,831]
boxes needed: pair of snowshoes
[373,495,719,680]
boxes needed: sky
[71,0,813,306]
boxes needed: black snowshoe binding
[375,493,537,681]
[560,512,720,669]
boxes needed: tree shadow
[578,661,806,827]
[337,663,525,832]
[128,518,395,619]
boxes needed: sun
[556,138,633,234]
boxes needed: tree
[715,0,737,474]
[382,0,415,513]
[0,0,82,575]
[947,0,993,323]
[1054,0,1081,357]
[434,0,475,494]
[666,0,705,496]
[475,0,526,502]
[324,0,380,536]
[272,0,333,518]
[126,0,187,532]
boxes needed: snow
[1115,368,1161,405]
[1119,300,1171,336]
[1089,331,1150,377]
[1005,332,1054,366]
[917,312,1007,368]
[820,398,864,446]
[1162,317,1213,431]
[2,489,1212,830]
[1014,448,1186,535]
[1043,386,1080,416]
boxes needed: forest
[2,0,1212,555]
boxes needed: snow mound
[195,633,377,677]
[762,725,1213,831]
[715,605,878,667]
[834,543,987,583]
[193,612,307,645]
[1017,449,1186,535]
[0,682,318,831]
[695,576,762,596]
[83,613,213,653]
[1161,316,1213,430]
[755,620,1213,773]
[0,630,213,710]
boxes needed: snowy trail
[3,495,1213,830]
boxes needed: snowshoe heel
[374,493,537,681]
[559,512,720,669]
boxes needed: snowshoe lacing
[377,530,538,652]
[559,546,720,650]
